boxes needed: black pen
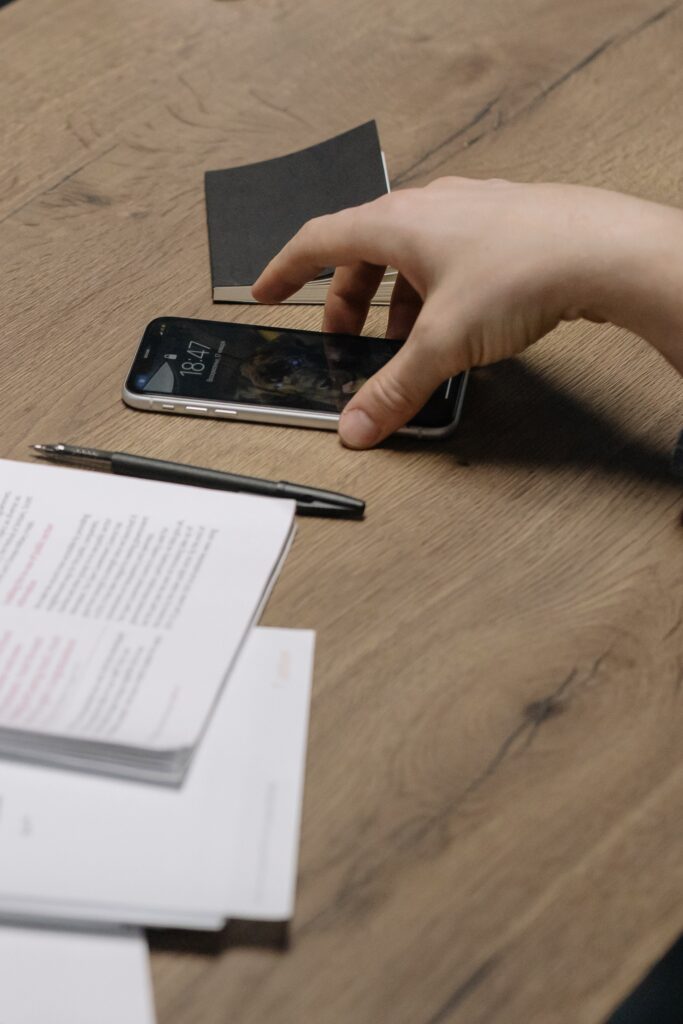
[30,444,365,520]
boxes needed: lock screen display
[126,317,457,425]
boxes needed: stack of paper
[0,925,155,1024]
[0,459,296,784]
[0,459,316,1021]
[0,627,314,929]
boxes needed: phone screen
[125,318,461,428]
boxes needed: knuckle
[385,188,419,215]
[427,175,451,188]
[371,369,417,415]
[295,217,319,250]
[299,210,337,240]
[333,269,369,302]
[331,278,357,302]
[361,192,388,212]
[427,175,463,190]
[365,193,392,217]
[347,205,379,242]
[338,202,376,234]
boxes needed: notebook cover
[205,121,388,294]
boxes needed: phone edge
[122,371,468,439]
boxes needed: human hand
[252,178,683,447]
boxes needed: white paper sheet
[0,925,155,1024]
[0,459,295,756]
[0,627,314,928]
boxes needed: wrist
[581,191,683,373]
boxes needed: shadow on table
[604,933,683,1023]
[148,919,289,957]
[385,359,681,488]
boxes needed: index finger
[251,201,395,303]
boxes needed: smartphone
[123,317,467,438]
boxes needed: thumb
[339,311,453,448]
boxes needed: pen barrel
[110,454,364,517]
[111,453,277,498]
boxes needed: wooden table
[2,1,682,1020]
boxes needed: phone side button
[185,404,208,413]
[213,408,238,417]
[161,403,175,410]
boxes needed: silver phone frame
[122,371,468,438]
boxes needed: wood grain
[1,1,682,1022]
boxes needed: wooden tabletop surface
[2,1,682,1021]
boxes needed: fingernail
[339,409,381,448]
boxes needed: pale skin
[252,178,683,448]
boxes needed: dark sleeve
[673,430,683,477]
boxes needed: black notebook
[205,121,396,304]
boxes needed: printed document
[0,459,295,782]
[0,627,314,928]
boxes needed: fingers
[322,262,387,334]
[251,202,396,303]
[386,272,422,340]
[339,304,459,448]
